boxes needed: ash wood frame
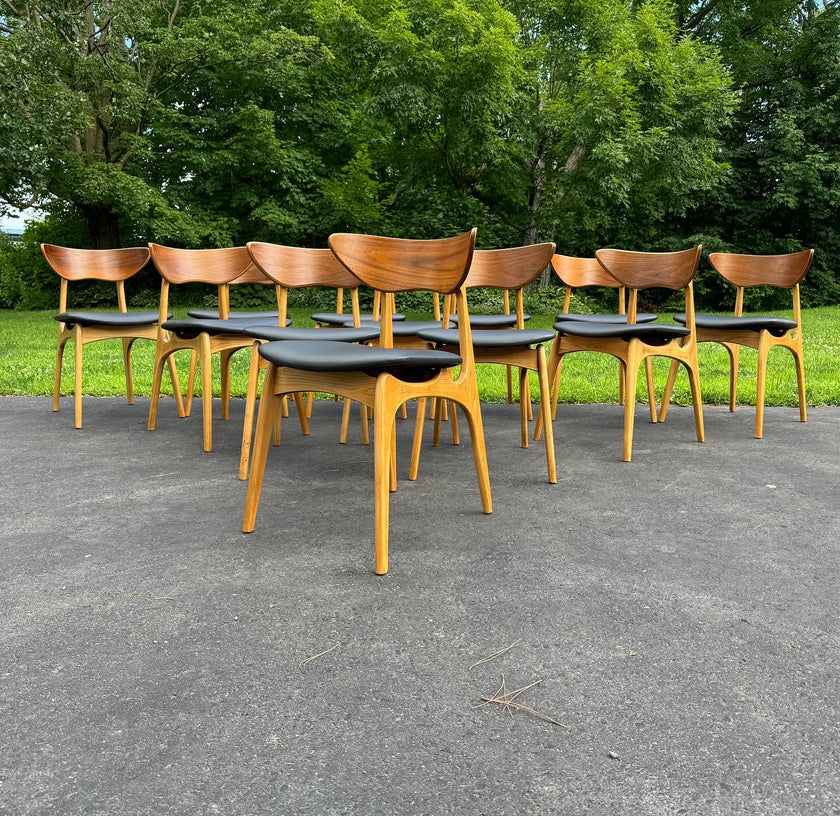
[242,229,492,575]
[658,249,814,438]
[44,244,183,429]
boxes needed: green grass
[1,306,838,405]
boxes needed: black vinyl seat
[556,311,657,324]
[312,311,405,325]
[672,313,796,336]
[344,318,443,337]
[448,313,529,328]
[188,308,287,321]
[244,325,380,343]
[161,317,283,340]
[55,310,165,328]
[420,327,554,348]
[553,320,690,342]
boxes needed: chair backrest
[595,246,702,290]
[328,230,476,294]
[42,244,150,282]
[247,243,362,289]
[148,244,253,285]
[708,250,813,289]
[465,244,555,290]
[551,254,620,290]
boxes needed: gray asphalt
[1,396,838,815]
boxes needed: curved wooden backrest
[328,229,476,294]
[247,243,361,289]
[232,261,274,285]
[41,244,150,282]
[148,244,252,284]
[465,243,555,290]
[708,250,814,289]
[551,254,620,289]
[595,246,702,290]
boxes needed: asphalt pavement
[1,396,838,815]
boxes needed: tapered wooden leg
[199,333,213,452]
[148,345,167,431]
[238,343,262,480]
[220,349,233,421]
[506,365,513,404]
[618,359,625,406]
[373,388,396,575]
[450,401,459,445]
[400,403,408,420]
[73,325,83,429]
[306,392,314,418]
[432,399,443,447]
[281,395,289,418]
[293,392,310,435]
[658,360,680,422]
[361,403,370,445]
[793,344,807,422]
[519,367,529,449]
[409,398,427,481]
[243,366,281,533]
[53,336,66,412]
[185,350,198,417]
[644,357,657,423]
[725,343,740,413]
[535,346,563,441]
[755,332,770,439]
[536,349,557,483]
[390,419,397,492]
[460,397,493,514]
[165,352,186,417]
[685,357,705,443]
[339,398,352,444]
[122,338,136,404]
[622,343,640,462]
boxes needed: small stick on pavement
[469,638,526,670]
[299,643,339,668]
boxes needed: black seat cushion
[419,327,555,348]
[161,317,282,339]
[673,313,796,337]
[553,320,690,341]
[343,319,443,337]
[311,311,406,325]
[187,309,289,323]
[449,313,530,328]
[258,339,461,380]
[56,310,165,328]
[244,325,380,343]
[556,312,658,324]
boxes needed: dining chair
[237,242,381,479]
[44,244,183,429]
[658,249,813,438]
[538,254,658,432]
[546,246,704,461]
[243,229,493,575]
[147,244,277,452]
[413,243,558,483]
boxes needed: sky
[0,208,38,232]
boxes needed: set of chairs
[46,236,812,574]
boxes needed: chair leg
[725,343,740,413]
[519,367,529,449]
[185,350,198,417]
[165,352,186,417]
[239,343,262,480]
[657,360,680,422]
[199,334,214,452]
[243,366,282,532]
[755,332,770,439]
[450,401,460,445]
[536,349,557,483]
[622,345,641,462]
[684,357,705,443]
[535,347,563,441]
[293,392,310,436]
[147,345,168,432]
[73,325,83,429]
[219,349,233,421]
[409,397,427,481]
[361,403,371,446]
[53,336,66,413]
[373,388,398,575]
[792,344,807,423]
[122,338,136,404]
[459,396,493,515]
[339,398,352,444]
[506,365,513,404]
[645,357,657,423]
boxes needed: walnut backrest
[464,243,555,290]
[246,243,362,289]
[42,245,150,282]
[595,246,702,290]
[708,250,814,289]
[551,254,620,289]
[328,229,476,294]
[148,244,253,285]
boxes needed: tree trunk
[81,205,121,249]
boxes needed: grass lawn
[1,306,838,405]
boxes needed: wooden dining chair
[243,229,493,575]
[237,242,381,479]
[413,243,558,483]
[44,244,183,428]
[147,244,277,452]
[537,254,658,432]
[545,246,705,462]
[658,249,813,438]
